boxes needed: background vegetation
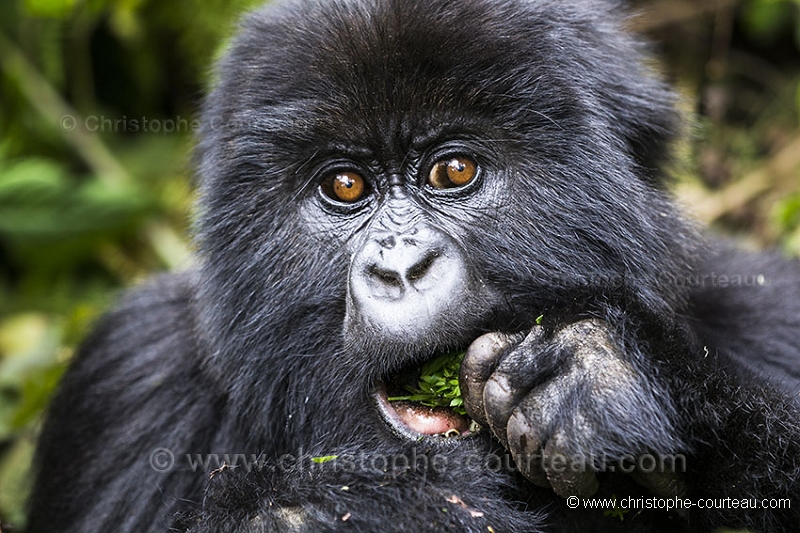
[1,0,799,527]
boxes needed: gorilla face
[196,0,692,453]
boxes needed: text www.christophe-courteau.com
[149,449,792,512]
[568,495,792,512]
[149,447,686,477]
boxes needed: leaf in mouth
[387,350,467,416]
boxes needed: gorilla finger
[490,325,562,395]
[506,409,550,488]
[483,372,528,446]
[482,331,557,444]
[543,432,598,499]
[460,331,522,424]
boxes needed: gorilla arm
[26,274,219,533]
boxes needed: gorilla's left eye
[320,171,367,203]
[428,156,478,189]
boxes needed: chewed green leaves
[388,351,467,416]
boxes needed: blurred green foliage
[0,0,261,524]
[741,0,800,46]
[0,0,799,527]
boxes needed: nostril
[368,265,403,287]
[407,251,440,282]
[378,235,396,249]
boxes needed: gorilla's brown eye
[428,156,478,189]
[322,171,366,203]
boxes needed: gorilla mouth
[374,352,480,440]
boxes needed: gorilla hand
[460,319,686,500]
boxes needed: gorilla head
[195,0,694,453]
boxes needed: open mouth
[374,350,482,440]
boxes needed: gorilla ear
[548,1,680,184]
[604,70,680,185]
[594,9,682,184]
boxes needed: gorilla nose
[347,229,469,338]
[366,248,441,298]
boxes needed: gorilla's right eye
[320,171,367,203]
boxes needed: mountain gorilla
[27,0,800,532]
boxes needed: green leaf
[311,455,338,464]
[386,395,411,402]
[399,351,467,415]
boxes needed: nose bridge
[370,193,440,276]
[349,194,443,302]
[372,191,422,240]
[346,190,469,340]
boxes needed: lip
[373,383,481,441]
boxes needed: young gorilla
[27,0,800,532]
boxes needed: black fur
[27,1,800,532]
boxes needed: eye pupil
[323,171,366,203]
[428,155,477,189]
